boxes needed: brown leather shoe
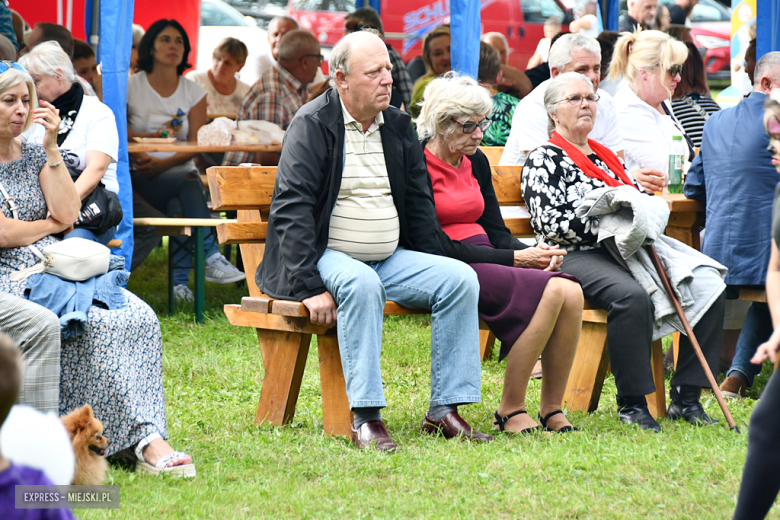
[350,419,397,452]
[720,376,747,399]
[421,412,494,442]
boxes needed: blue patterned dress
[0,142,168,455]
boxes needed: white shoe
[205,255,246,284]
[174,284,194,302]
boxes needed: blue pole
[599,0,620,32]
[450,0,481,78]
[99,0,135,265]
[367,0,381,14]
[756,0,780,59]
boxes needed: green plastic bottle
[668,135,685,194]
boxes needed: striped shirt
[223,62,307,165]
[671,94,721,148]
[326,101,400,262]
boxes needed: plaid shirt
[388,46,413,112]
[224,62,307,165]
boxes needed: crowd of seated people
[8,11,780,514]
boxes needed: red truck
[288,0,572,70]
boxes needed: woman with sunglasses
[610,30,691,193]
[523,71,726,432]
[127,19,244,302]
[0,64,197,477]
[417,73,584,434]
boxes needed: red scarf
[548,131,639,190]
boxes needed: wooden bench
[207,165,684,435]
[133,217,236,323]
[478,146,504,165]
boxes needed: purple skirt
[463,234,579,361]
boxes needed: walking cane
[646,245,740,433]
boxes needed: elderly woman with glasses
[522,71,726,432]
[610,30,692,192]
[418,73,584,434]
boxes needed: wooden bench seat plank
[217,222,269,245]
[740,289,767,303]
[225,305,331,334]
[503,218,534,237]
[133,217,235,227]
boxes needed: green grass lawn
[75,245,775,519]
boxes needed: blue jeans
[316,247,482,409]
[67,225,118,246]
[728,302,773,386]
[132,169,218,285]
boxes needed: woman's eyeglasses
[554,93,600,106]
[0,61,28,74]
[668,64,683,77]
[451,117,492,134]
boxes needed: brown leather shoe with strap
[350,419,397,452]
[421,412,494,442]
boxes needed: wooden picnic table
[127,141,282,154]
[659,192,705,250]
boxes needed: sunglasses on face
[555,93,600,106]
[766,114,780,135]
[451,117,492,134]
[303,54,324,64]
[668,64,683,77]
[0,61,28,74]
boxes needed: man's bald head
[22,22,73,58]
[481,32,509,65]
[277,30,321,85]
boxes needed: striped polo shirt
[327,101,400,262]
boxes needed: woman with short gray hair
[418,72,584,434]
[523,71,725,432]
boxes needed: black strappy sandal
[493,410,541,434]
[539,410,579,433]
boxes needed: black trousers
[561,248,724,397]
[734,367,780,519]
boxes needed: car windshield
[228,0,287,11]
[201,0,250,26]
[289,0,357,12]
[522,0,565,24]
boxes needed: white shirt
[184,70,251,114]
[24,94,120,193]
[500,79,623,165]
[240,49,326,90]
[613,83,691,174]
[127,72,206,174]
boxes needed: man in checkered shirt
[223,30,322,166]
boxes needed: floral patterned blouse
[521,144,644,251]
[482,92,519,147]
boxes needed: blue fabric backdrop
[450,0,481,78]
[599,0,620,32]
[757,0,780,59]
[86,0,135,264]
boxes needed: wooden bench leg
[645,339,667,419]
[563,321,610,413]
[317,334,353,437]
[254,329,311,426]
[479,327,496,361]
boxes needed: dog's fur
[61,405,110,485]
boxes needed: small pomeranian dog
[61,404,110,485]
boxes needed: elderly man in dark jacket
[257,30,493,451]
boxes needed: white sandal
[134,433,196,478]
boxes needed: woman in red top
[418,73,584,434]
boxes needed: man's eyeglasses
[303,54,324,64]
[668,64,683,77]
[554,93,600,106]
[0,61,27,74]
[451,117,492,134]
